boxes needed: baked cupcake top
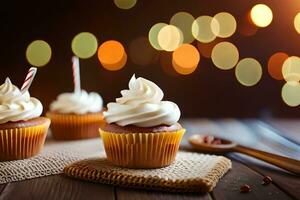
[104,75,181,127]
[0,78,43,124]
[49,90,103,115]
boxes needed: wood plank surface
[116,187,212,200]
[212,158,292,200]
[231,153,299,200]
[0,175,114,200]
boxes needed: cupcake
[47,90,105,140]
[0,78,50,161]
[100,75,185,168]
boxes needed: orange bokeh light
[98,40,127,71]
[268,52,288,80]
[172,44,200,75]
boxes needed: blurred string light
[211,42,239,70]
[281,82,300,107]
[250,4,273,28]
[113,0,137,9]
[196,38,224,58]
[170,12,195,43]
[97,40,127,71]
[282,56,300,84]
[172,44,200,75]
[268,52,288,80]
[192,16,219,43]
[239,13,258,36]
[294,12,300,34]
[129,36,158,66]
[26,40,52,67]
[71,32,98,59]
[211,12,237,38]
[235,58,262,87]
[157,25,183,51]
[148,23,167,50]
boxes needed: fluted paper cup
[0,117,50,161]
[100,129,185,168]
[47,112,105,140]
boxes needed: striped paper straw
[72,56,81,93]
[21,67,37,93]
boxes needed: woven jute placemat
[64,151,231,193]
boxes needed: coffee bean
[212,139,222,145]
[262,176,272,185]
[240,184,251,193]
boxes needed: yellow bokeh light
[172,44,200,75]
[235,58,262,87]
[71,32,98,59]
[281,82,300,107]
[157,25,183,52]
[113,0,137,9]
[129,36,158,66]
[294,13,300,34]
[211,42,239,70]
[98,40,127,71]
[192,16,219,43]
[148,23,167,50]
[211,12,237,38]
[282,56,300,83]
[26,40,52,67]
[250,4,273,28]
[170,12,195,43]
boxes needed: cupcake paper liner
[0,119,50,161]
[47,112,105,140]
[100,129,185,168]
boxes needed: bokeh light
[268,52,288,80]
[239,13,257,37]
[211,42,239,70]
[148,23,167,50]
[129,36,159,66]
[250,4,273,28]
[281,82,300,107]
[26,40,52,67]
[98,40,127,71]
[196,38,224,58]
[71,32,98,59]
[170,12,195,43]
[113,0,137,9]
[235,58,262,86]
[294,12,300,34]
[192,16,219,43]
[157,25,183,52]
[160,51,179,77]
[172,44,200,75]
[211,12,237,38]
[282,56,300,83]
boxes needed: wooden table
[0,119,299,200]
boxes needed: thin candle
[72,56,81,93]
[21,67,37,93]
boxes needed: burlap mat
[63,152,231,193]
[0,138,102,184]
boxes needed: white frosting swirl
[50,90,103,115]
[104,75,181,127]
[0,78,43,124]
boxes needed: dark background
[1,0,300,118]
